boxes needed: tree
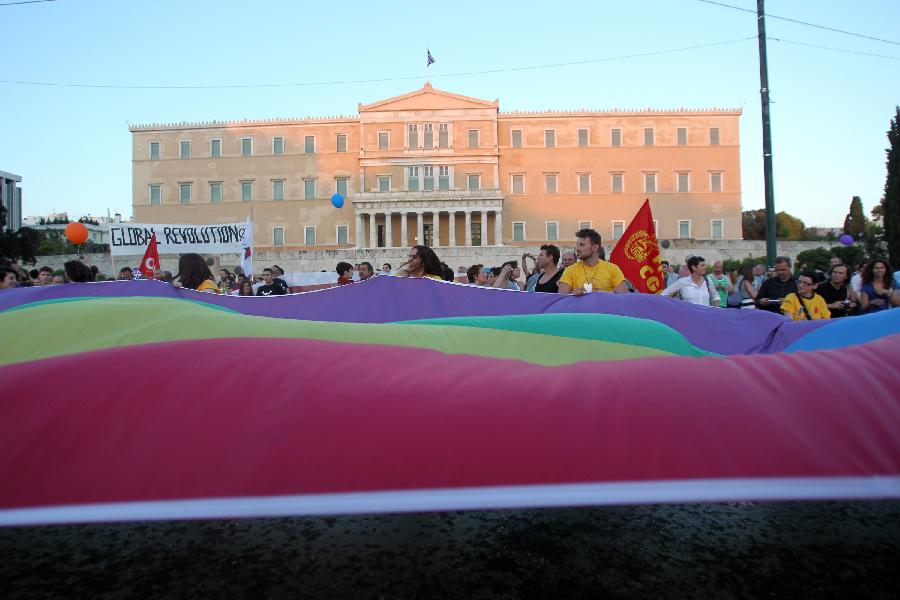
[863,222,887,258]
[843,196,867,239]
[776,211,806,240]
[795,247,831,272]
[742,209,807,240]
[830,244,866,269]
[742,209,766,240]
[0,203,42,265]
[878,106,900,266]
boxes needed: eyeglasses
[797,280,815,286]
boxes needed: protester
[532,244,562,293]
[439,262,455,282]
[33,266,53,286]
[358,262,375,281]
[381,263,392,274]
[0,268,16,289]
[560,250,576,270]
[558,229,628,295]
[493,261,522,290]
[756,257,797,313]
[521,253,540,291]
[859,258,899,313]
[706,260,733,308]
[396,245,443,280]
[816,264,858,318]
[50,274,65,285]
[661,255,718,306]
[256,267,288,296]
[64,260,93,283]
[158,270,173,283]
[336,262,354,285]
[736,264,757,309]
[237,280,255,296]
[271,265,289,289]
[752,264,766,288]
[660,261,678,287]
[174,253,220,293]
[218,269,235,293]
[118,266,134,280]
[781,271,831,321]
[466,264,487,285]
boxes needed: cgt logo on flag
[610,199,665,294]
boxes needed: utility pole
[757,0,777,265]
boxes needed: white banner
[109,222,247,256]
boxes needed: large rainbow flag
[2,277,899,526]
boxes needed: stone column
[480,212,488,247]
[416,212,424,246]
[384,211,393,248]
[448,211,457,247]
[400,212,408,248]
[355,212,363,248]
[369,212,377,249]
[464,210,472,247]
[494,210,503,246]
[433,210,441,247]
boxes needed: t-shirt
[534,270,563,293]
[706,273,731,308]
[860,282,897,313]
[559,260,625,293]
[756,276,798,313]
[337,276,353,286]
[816,281,853,318]
[195,279,221,294]
[256,283,287,296]
[781,292,830,321]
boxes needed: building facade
[131,84,742,250]
[1,170,23,232]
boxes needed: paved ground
[2,501,898,599]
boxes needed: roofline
[358,82,498,112]
[500,108,742,118]
[128,116,358,132]
[0,170,23,182]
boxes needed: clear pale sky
[2,0,898,227]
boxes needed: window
[438,166,450,191]
[471,222,482,246]
[241,181,253,202]
[149,141,160,160]
[511,174,524,194]
[273,137,284,155]
[545,174,558,194]
[612,220,625,241]
[423,124,433,149]
[578,221,592,230]
[273,227,284,246]
[710,127,720,146]
[578,173,591,194]
[378,131,389,150]
[336,225,349,245]
[677,172,690,193]
[578,128,589,147]
[179,183,191,204]
[711,219,724,239]
[210,139,221,157]
[644,172,657,193]
[710,172,723,192]
[544,130,555,148]
[545,221,559,241]
[467,174,481,191]
[210,182,222,203]
[438,123,449,148]
[272,180,284,201]
[611,128,622,147]
[180,140,191,159]
[304,226,317,245]
[303,179,316,199]
[468,129,479,148]
[335,177,348,196]
[408,124,418,149]
[677,127,687,146]
[378,175,391,192]
[149,184,161,205]
[644,128,654,146]
[408,166,420,191]
[511,129,522,148]
[304,135,315,154]
[241,137,252,156]
[336,133,347,153]
[611,173,624,193]
[678,220,692,239]
[423,165,434,191]
[512,222,525,241]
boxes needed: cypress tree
[843,196,867,238]
[880,107,900,266]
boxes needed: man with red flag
[609,199,666,294]
[138,232,160,279]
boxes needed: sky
[1,0,898,227]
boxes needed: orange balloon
[64,222,89,245]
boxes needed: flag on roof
[426,49,435,67]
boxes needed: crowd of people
[3,228,899,321]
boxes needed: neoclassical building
[130,84,742,250]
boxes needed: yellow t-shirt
[424,274,443,281]
[559,260,625,293]
[196,279,222,294]
[781,292,830,320]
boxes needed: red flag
[139,233,160,279]
[609,199,665,294]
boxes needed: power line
[696,0,900,46]
[0,36,757,90]
[0,0,59,6]
[768,37,900,61]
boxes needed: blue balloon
[839,234,854,246]
[331,193,345,209]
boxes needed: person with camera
[521,252,541,292]
[816,263,858,318]
[780,271,831,321]
[492,261,523,290]
[558,229,627,295]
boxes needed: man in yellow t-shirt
[558,228,628,295]
[781,271,831,321]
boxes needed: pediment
[359,83,498,112]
